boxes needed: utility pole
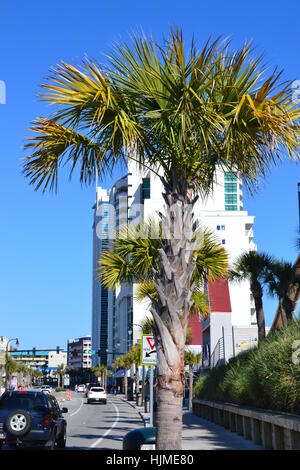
[149,366,154,427]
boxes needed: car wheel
[5,409,32,437]
[87,399,90,404]
[56,429,67,449]
[0,441,3,450]
[103,400,107,404]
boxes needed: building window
[142,178,150,199]
[225,182,237,192]
[224,172,238,211]
[217,225,225,231]
[224,172,237,182]
[225,194,237,204]
[221,239,226,245]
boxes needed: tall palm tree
[229,251,273,342]
[23,30,300,449]
[184,350,202,412]
[265,260,300,327]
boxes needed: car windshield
[0,392,47,410]
[90,388,104,392]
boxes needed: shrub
[194,319,300,414]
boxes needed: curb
[120,397,148,427]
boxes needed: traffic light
[56,346,60,354]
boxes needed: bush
[194,319,300,414]
[55,387,66,392]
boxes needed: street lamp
[4,338,19,391]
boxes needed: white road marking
[69,398,84,417]
[89,400,120,449]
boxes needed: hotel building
[91,161,258,367]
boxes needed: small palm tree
[56,364,67,388]
[265,260,300,327]
[23,30,300,449]
[5,354,17,389]
[229,251,273,342]
[16,363,28,387]
[92,364,101,384]
[99,365,108,388]
[114,356,130,399]
[184,350,202,412]
[130,345,142,399]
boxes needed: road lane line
[89,400,120,449]
[69,397,84,417]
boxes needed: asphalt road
[1,392,144,450]
[60,392,143,450]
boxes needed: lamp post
[4,338,19,391]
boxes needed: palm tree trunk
[135,364,139,400]
[189,365,193,412]
[282,294,297,322]
[0,366,4,390]
[251,281,266,342]
[124,369,128,400]
[279,298,289,326]
[152,176,196,450]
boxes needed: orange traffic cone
[66,390,71,401]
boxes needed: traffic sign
[141,335,157,366]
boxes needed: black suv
[0,390,68,449]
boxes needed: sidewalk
[121,395,262,450]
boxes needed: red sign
[146,337,156,351]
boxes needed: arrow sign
[145,351,156,357]
[141,335,157,366]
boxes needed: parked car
[0,390,68,449]
[87,387,107,404]
[76,384,86,393]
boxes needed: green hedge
[195,319,300,414]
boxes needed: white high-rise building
[91,161,257,367]
[91,188,110,366]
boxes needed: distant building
[10,348,67,378]
[67,336,92,369]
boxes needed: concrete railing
[193,399,300,450]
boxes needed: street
[60,392,145,450]
[64,393,143,450]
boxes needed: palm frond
[24,29,300,193]
[193,229,228,282]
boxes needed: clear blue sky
[0,1,299,350]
